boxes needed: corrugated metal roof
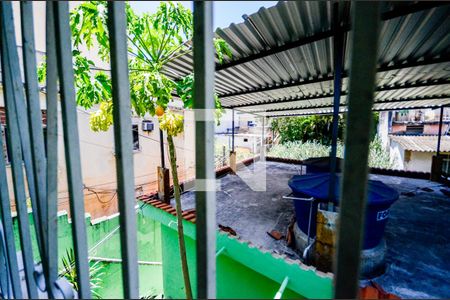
[165,1,450,116]
[390,135,450,152]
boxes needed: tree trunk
[167,134,193,299]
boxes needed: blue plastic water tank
[288,173,399,249]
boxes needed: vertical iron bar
[231,109,235,151]
[20,0,48,267]
[260,116,265,161]
[0,132,22,299]
[329,2,344,205]
[53,2,91,298]
[437,106,444,156]
[0,3,38,297]
[334,2,381,298]
[160,129,165,168]
[45,2,59,294]
[194,2,216,298]
[107,2,139,298]
[1,1,43,260]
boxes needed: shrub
[267,136,393,169]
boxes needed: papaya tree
[38,1,231,299]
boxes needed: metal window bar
[0,1,45,263]
[45,2,60,296]
[193,2,217,298]
[334,2,381,298]
[52,2,91,298]
[0,98,22,299]
[0,6,39,300]
[20,0,49,274]
[106,2,139,298]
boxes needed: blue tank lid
[288,173,399,206]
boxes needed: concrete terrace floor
[175,161,450,299]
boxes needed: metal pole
[193,2,216,298]
[334,2,381,298]
[260,116,265,161]
[44,2,59,294]
[231,108,235,152]
[0,3,38,297]
[53,2,91,297]
[21,1,48,261]
[107,2,139,298]
[160,129,165,168]
[329,2,344,206]
[437,106,444,156]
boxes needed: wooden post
[230,151,237,173]
[157,166,170,203]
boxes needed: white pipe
[274,276,289,299]
[88,256,162,266]
[215,247,226,257]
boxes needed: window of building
[132,124,140,151]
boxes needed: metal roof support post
[107,2,139,298]
[334,2,381,298]
[232,109,235,152]
[194,2,217,298]
[329,2,345,206]
[437,106,444,156]
[260,116,265,161]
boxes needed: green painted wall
[140,202,333,299]
[12,210,163,298]
[11,202,333,299]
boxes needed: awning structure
[390,135,450,152]
[165,1,450,116]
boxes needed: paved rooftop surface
[176,161,450,299]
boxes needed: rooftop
[390,135,450,152]
[166,2,450,116]
[171,161,449,299]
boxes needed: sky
[129,1,278,30]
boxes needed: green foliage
[269,140,343,161]
[176,74,224,122]
[271,115,345,145]
[367,135,394,169]
[271,113,379,145]
[60,248,105,299]
[267,136,394,169]
[37,1,232,131]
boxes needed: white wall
[389,141,433,172]
[378,111,390,150]
[407,152,433,173]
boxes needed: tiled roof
[137,194,197,223]
[390,135,450,152]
